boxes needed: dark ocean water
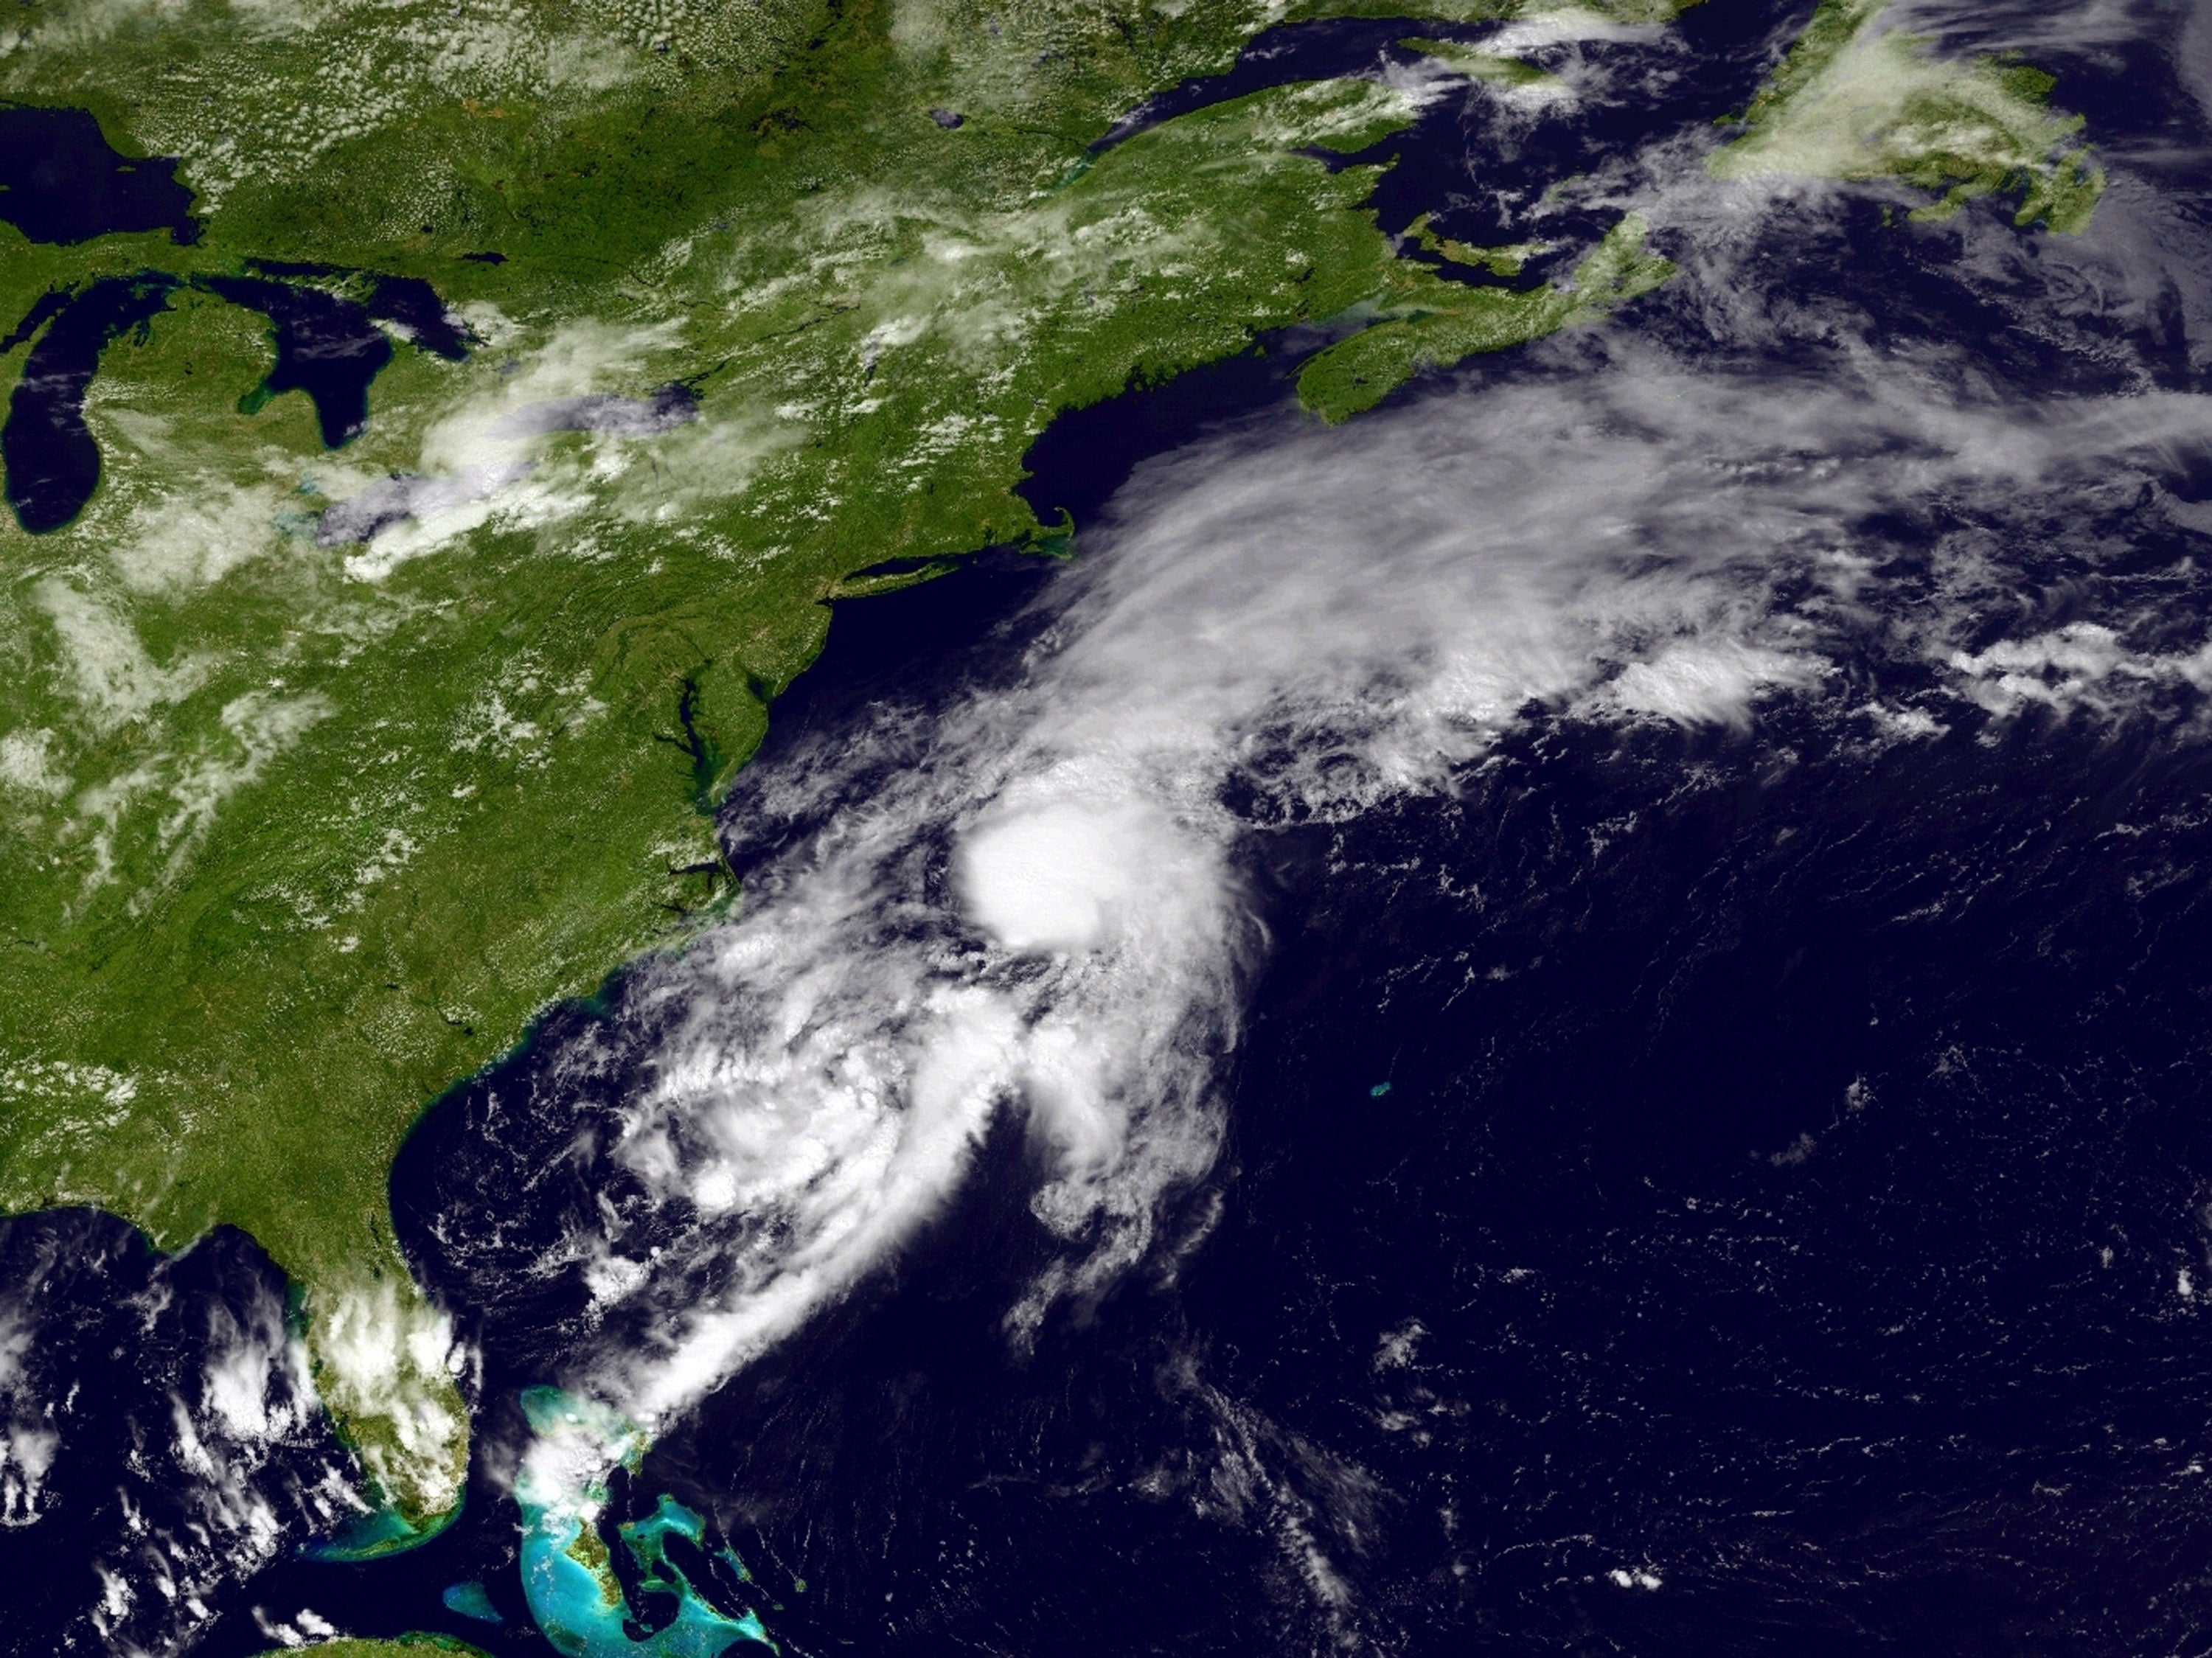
[13,0,2212,1652]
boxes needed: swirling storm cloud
[481,346,2212,1453]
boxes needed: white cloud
[308,1278,466,1521]
[1946,621,2212,717]
[111,479,285,593]
[36,579,205,732]
[0,729,69,798]
[523,319,2212,1519]
[957,798,1208,952]
[325,320,762,579]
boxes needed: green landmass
[1399,35,1560,90]
[0,0,1714,1536]
[282,1643,483,1658]
[1707,0,2104,231]
[1298,212,1677,421]
[1402,210,1553,275]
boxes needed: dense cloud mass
[546,342,2212,1442]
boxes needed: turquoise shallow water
[305,1494,459,1562]
[516,1389,775,1658]
[442,1581,504,1624]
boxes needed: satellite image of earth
[3,0,2211,1648]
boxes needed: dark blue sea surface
[9,1,2212,1654]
